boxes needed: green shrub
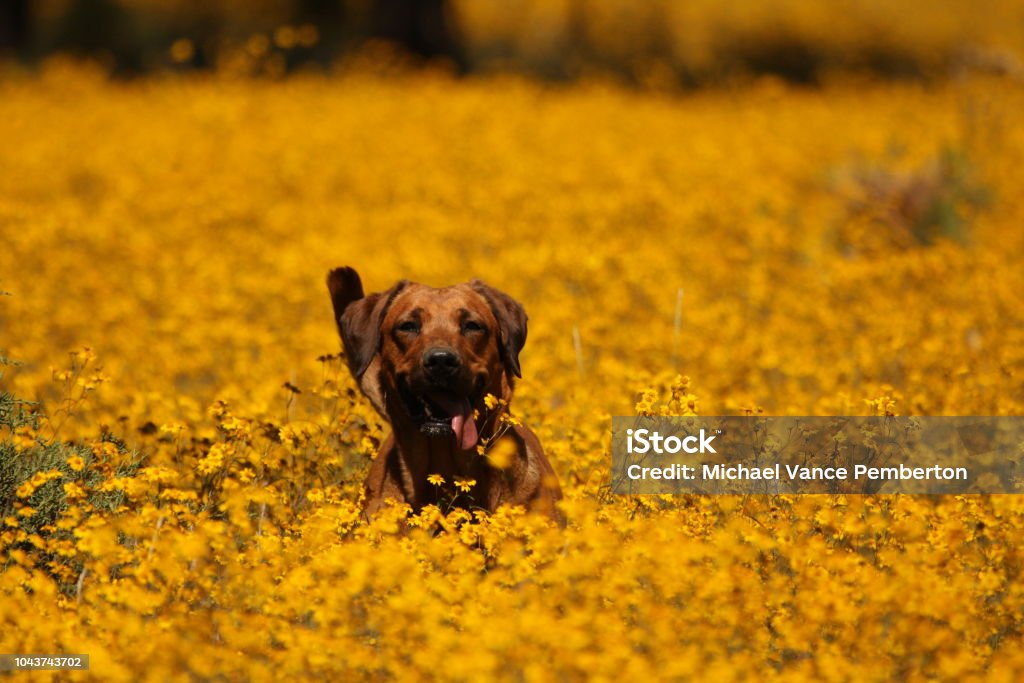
[0,388,143,592]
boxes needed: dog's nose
[423,347,461,378]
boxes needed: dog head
[327,266,527,451]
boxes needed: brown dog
[327,266,562,521]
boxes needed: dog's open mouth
[399,380,482,450]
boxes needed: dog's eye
[396,321,420,334]
[462,320,485,334]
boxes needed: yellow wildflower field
[1,63,1024,680]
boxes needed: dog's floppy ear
[327,267,407,379]
[327,266,365,334]
[471,280,528,378]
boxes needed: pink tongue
[430,394,478,451]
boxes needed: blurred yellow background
[2,2,1024,680]
[6,0,1024,81]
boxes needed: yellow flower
[15,481,37,499]
[13,425,38,452]
[197,443,231,475]
[453,478,476,493]
[63,482,86,501]
[499,413,522,427]
[91,442,119,459]
[67,455,85,472]
[427,474,445,486]
[485,437,517,469]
